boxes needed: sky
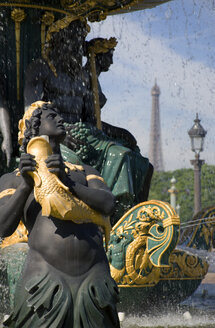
[87,0,215,171]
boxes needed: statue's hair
[84,37,117,56]
[43,18,89,77]
[22,103,53,152]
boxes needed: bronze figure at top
[24,21,152,224]
[24,19,92,124]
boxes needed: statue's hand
[45,154,66,182]
[63,133,85,152]
[19,153,36,189]
[1,138,12,167]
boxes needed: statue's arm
[24,60,47,111]
[0,154,35,237]
[82,75,106,124]
[0,174,31,237]
[45,155,115,216]
[68,165,115,216]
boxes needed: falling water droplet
[165,5,172,20]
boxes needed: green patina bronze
[147,222,179,267]
[61,122,150,223]
[107,201,180,287]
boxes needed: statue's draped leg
[4,268,73,328]
[4,249,119,328]
[74,269,120,328]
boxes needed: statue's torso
[9,169,106,276]
[27,213,104,276]
[43,70,89,123]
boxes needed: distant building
[149,80,164,171]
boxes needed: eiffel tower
[148,80,164,171]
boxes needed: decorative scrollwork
[11,8,25,22]
[160,250,208,280]
[60,0,170,21]
[0,1,170,22]
[1,221,28,249]
[41,11,55,54]
[107,200,180,287]
[180,206,215,251]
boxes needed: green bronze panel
[107,200,180,287]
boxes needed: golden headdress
[18,101,49,146]
[43,15,90,76]
[87,37,117,55]
[45,15,89,45]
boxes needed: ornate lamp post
[188,114,207,214]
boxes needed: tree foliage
[148,164,215,223]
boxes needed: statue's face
[38,107,66,142]
[96,49,114,72]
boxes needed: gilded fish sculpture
[26,135,111,247]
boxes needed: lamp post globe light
[188,114,207,215]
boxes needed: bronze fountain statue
[0,14,156,323]
[0,101,120,327]
[24,22,153,224]
[0,2,207,323]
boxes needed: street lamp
[188,113,207,214]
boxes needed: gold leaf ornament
[41,12,55,55]
[11,8,25,100]
[11,8,25,22]
[41,11,55,25]
[88,37,117,55]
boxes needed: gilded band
[65,162,84,172]
[0,188,16,199]
[163,215,180,228]
[86,174,105,183]
[11,8,25,101]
